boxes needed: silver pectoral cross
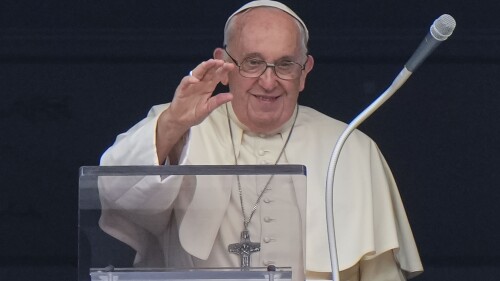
[228,230,261,269]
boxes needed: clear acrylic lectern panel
[78,165,307,281]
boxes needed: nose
[258,66,278,90]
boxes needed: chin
[250,116,283,132]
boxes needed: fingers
[178,59,234,100]
[168,59,234,128]
[188,59,234,84]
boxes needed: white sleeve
[97,104,191,265]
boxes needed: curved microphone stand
[325,68,412,281]
[324,14,455,280]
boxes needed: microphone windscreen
[431,14,456,41]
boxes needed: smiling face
[217,7,314,134]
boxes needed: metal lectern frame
[78,165,306,281]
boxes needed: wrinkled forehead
[224,0,309,42]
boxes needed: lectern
[78,165,307,281]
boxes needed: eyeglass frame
[223,46,308,80]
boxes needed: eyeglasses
[224,47,307,80]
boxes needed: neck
[226,103,298,136]
[226,103,299,168]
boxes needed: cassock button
[258,150,265,156]
[263,237,272,243]
[263,198,271,203]
[264,216,272,222]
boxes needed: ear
[299,55,314,92]
[213,48,230,85]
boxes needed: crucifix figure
[228,230,261,269]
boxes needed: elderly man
[99,1,423,280]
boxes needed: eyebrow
[242,52,298,62]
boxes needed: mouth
[253,95,280,102]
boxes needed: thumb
[206,92,233,113]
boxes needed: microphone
[405,14,456,72]
[325,14,456,281]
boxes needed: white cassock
[98,103,423,281]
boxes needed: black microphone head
[430,14,456,41]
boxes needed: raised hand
[169,59,235,129]
[156,59,235,164]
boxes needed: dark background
[1,0,499,280]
